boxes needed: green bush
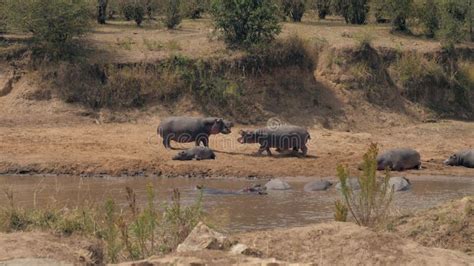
[332,0,369,24]
[315,0,331,19]
[211,0,281,49]
[122,3,135,20]
[437,0,469,46]
[133,5,145,26]
[387,0,412,32]
[414,0,439,38]
[282,0,306,22]
[164,0,182,29]
[4,0,91,59]
[184,0,210,19]
[336,143,394,228]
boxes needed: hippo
[389,176,411,192]
[444,150,474,168]
[158,116,234,149]
[377,148,421,171]
[172,147,216,161]
[264,179,291,190]
[196,184,267,195]
[304,180,333,192]
[238,125,310,156]
[335,178,360,191]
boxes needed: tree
[371,0,389,23]
[4,0,91,59]
[211,0,281,49]
[315,0,331,19]
[415,0,439,37]
[164,0,181,29]
[387,0,412,32]
[184,0,210,19]
[437,0,469,45]
[98,0,108,24]
[282,0,306,22]
[332,0,369,24]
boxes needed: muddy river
[0,175,473,232]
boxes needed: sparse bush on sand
[335,143,394,228]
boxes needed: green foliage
[164,0,182,29]
[336,143,394,228]
[332,0,369,24]
[315,0,331,19]
[121,3,135,20]
[371,0,389,23]
[184,0,210,19]
[387,0,412,32]
[282,0,307,22]
[437,0,469,46]
[211,0,281,49]
[104,199,121,263]
[414,0,439,37]
[4,0,91,59]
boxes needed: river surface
[0,175,473,233]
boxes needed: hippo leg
[266,147,272,156]
[301,145,308,156]
[195,136,209,147]
[163,137,172,149]
[257,145,272,156]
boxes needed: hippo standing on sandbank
[172,147,216,161]
[237,125,311,156]
[444,150,474,168]
[158,116,234,149]
[377,148,421,171]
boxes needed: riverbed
[0,175,473,232]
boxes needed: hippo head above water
[237,130,258,144]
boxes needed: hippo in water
[196,184,267,195]
[158,116,233,149]
[389,176,411,192]
[264,179,291,190]
[238,125,310,156]
[377,148,421,171]
[172,147,216,161]
[444,150,474,168]
[304,180,333,192]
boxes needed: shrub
[211,0,281,49]
[184,0,210,19]
[98,0,108,24]
[336,143,394,228]
[4,0,91,59]
[414,0,439,38]
[332,0,369,24]
[371,0,389,23]
[164,0,182,29]
[282,0,307,22]
[437,0,469,46]
[133,5,145,26]
[122,3,135,20]
[315,0,331,19]
[387,0,412,32]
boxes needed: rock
[389,176,411,192]
[176,222,232,253]
[264,179,291,190]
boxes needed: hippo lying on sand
[159,116,233,149]
[377,148,421,171]
[238,126,310,156]
[389,176,411,192]
[304,180,333,192]
[196,184,267,195]
[173,147,216,161]
[444,150,474,168]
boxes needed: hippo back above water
[444,150,474,168]
[377,148,421,171]
[238,125,310,156]
[159,116,233,149]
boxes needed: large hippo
[377,148,421,171]
[158,116,233,149]
[172,147,216,161]
[237,125,310,156]
[304,180,333,192]
[444,150,474,168]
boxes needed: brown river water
[0,175,473,233]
